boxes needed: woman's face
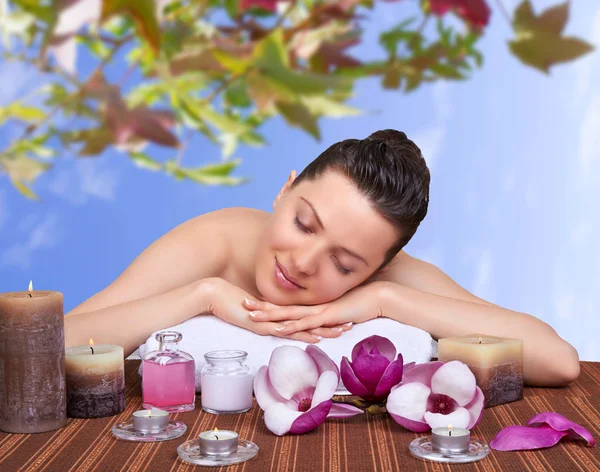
[255,170,399,306]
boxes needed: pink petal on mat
[290,400,333,434]
[340,357,370,397]
[351,335,396,362]
[399,361,444,388]
[430,361,477,406]
[490,425,569,451]
[306,345,340,379]
[327,403,364,418]
[528,412,596,447]
[373,355,404,398]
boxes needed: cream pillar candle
[0,286,67,433]
[438,334,523,408]
[65,342,125,418]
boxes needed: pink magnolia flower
[490,412,597,451]
[340,335,405,402]
[254,345,363,436]
[386,361,484,432]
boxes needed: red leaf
[430,0,491,29]
[239,0,280,12]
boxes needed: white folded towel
[138,315,436,395]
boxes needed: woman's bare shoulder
[67,207,268,316]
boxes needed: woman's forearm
[65,280,210,357]
[378,282,580,387]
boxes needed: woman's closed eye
[293,216,352,275]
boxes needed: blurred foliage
[0,0,594,199]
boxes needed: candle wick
[449,431,452,436]
[90,346,95,355]
[215,435,219,440]
[28,293,32,298]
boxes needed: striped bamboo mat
[1,361,599,472]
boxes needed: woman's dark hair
[292,129,430,271]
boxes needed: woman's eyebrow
[300,196,369,266]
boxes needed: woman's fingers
[248,307,312,321]
[307,322,353,338]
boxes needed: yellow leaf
[10,178,39,200]
[101,0,160,52]
[509,32,594,73]
[275,101,320,140]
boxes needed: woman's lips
[274,260,303,291]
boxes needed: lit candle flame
[147,409,152,417]
[477,337,482,344]
[214,427,219,440]
[89,338,95,355]
[448,424,453,436]
[28,280,33,291]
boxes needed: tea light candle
[431,425,470,453]
[199,428,239,455]
[0,283,67,433]
[438,334,523,408]
[65,340,125,418]
[132,408,169,433]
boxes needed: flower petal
[254,366,295,411]
[340,357,370,397]
[289,400,332,434]
[268,346,319,400]
[327,403,364,418]
[351,335,396,362]
[373,354,404,399]
[306,345,339,379]
[387,382,431,432]
[400,361,444,388]
[424,407,471,429]
[490,425,568,451]
[465,387,485,429]
[351,352,390,394]
[430,361,476,406]
[311,370,339,408]
[403,361,417,373]
[527,412,596,447]
[263,402,303,436]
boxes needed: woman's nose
[292,245,319,276]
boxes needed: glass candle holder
[200,350,253,414]
[431,426,470,453]
[132,408,169,433]
[142,331,195,413]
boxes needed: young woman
[64,129,580,387]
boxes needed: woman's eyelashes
[292,216,352,275]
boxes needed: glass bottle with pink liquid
[142,331,195,412]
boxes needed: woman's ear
[273,170,297,209]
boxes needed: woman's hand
[201,278,351,343]
[243,282,386,336]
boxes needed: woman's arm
[378,252,580,387]
[65,280,210,357]
[378,282,579,387]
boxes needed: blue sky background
[1,1,598,360]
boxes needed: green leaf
[301,96,361,118]
[129,151,162,171]
[509,32,594,73]
[181,98,251,135]
[164,159,246,186]
[194,159,241,176]
[2,153,50,183]
[253,28,289,70]
[78,35,112,59]
[275,101,320,140]
[382,64,403,89]
[430,63,465,79]
[224,0,240,19]
[224,80,252,108]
